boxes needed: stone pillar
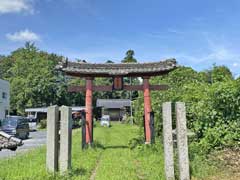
[143,76,152,143]
[59,106,72,173]
[176,102,190,180]
[85,77,93,144]
[46,106,59,172]
[163,102,175,180]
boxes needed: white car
[100,115,110,127]
[27,117,37,131]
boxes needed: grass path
[92,124,165,180]
[88,123,166,180]
[0,122,165,180]
[0,122,234,180]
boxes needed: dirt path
[90,152,103,180]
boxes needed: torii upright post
[85,77,93,144]
[143,76,152,144]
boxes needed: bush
[133,66,240,154]
[38,119,47,129]
[188,81,240,153]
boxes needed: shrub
[133,66,240,154]
[38,119,47,129]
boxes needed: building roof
[0,79,10,86]
[25,106,85,113]
[0,131,23,151]
[96,99,131,109]
[56,58,177,77]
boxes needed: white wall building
[0,79,10,120]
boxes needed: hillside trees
[0,43,81,114]
[0,45,143,115]
[133,66,240,152]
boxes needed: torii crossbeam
[57,58,177,145]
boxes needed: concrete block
[163,102,175,180]
[59,106,72,173]
[46,105,59,172]
[176,102,190,180]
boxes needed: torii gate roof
[57,58,177,77]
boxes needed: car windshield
[101,117,109,121]
[28,118,36,122]
[2,117,18,127]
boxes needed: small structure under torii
[57,58,177,144]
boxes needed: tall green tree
[203,65,233,83]
[0,42,73,114]
[122,50,137,63]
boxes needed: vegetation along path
[0,122,238,180]
[0,123,164,180]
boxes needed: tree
[105,60,114,63]
[203,65,233,84]
[76,59,87,63]
[0,56,14,79]
[0,43,73,114]
[211,65,233,82]
[122,50,137,63]
[133,65,240,152]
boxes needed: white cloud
[201,40,240,64]
[233,63,239,67]
[202,47,236,62]
[0,0,34,14]
[167,28,184,35]
[176,46,239,66]
[161,37,240,74]
[145,32,167,39]
[63,0,99,17]
[6,29,40,42]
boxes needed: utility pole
[130,77,133,124]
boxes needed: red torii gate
[57,59,177,144]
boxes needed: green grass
[0,122,216,180]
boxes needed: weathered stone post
[46,105,59,172]
[163,102,175,180]
[176,102,190,180]
[59,106,72,173]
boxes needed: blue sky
[0,0,240,77]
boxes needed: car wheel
[25,133,29,139]
[16,133,20,138]
[9,147,17,151]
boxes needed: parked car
[27,116,37,131]
[1,116,29,139]
[100,115,110,127]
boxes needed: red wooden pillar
[85,77,93,144]
[143,76,152,143]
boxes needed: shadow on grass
[69,168,86,176]
[104,145,128,149]
[90,141,106,150]
[91,141,129,150]
[47,168,87,180]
